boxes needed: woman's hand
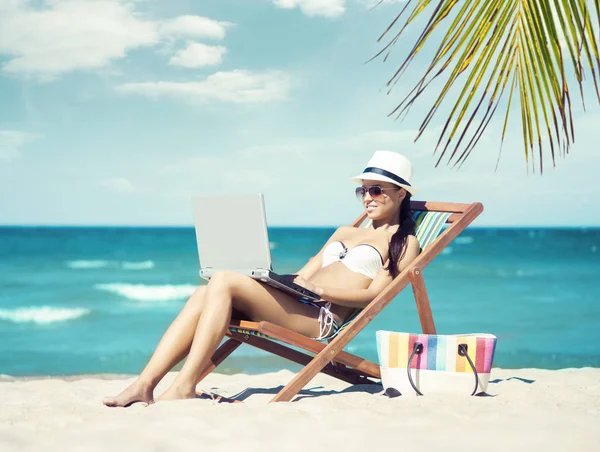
[293,276,324,297]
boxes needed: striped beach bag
[376,331,497,396]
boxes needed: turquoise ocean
[1,226,599,377]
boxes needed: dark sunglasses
[355,185,400,200]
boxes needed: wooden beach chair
[196,201,483,402]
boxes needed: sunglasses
[355,185,400,200]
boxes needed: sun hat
[351,150,418,196]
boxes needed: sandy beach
[1,367,598,451]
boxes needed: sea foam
[455,236,474,245]
[67,260,111,269]
[66,260,155,270]
[95,283,196,302]
[121,260,155,270]
[0,307,90,324]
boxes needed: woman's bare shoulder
[405,234,420,251]
[395,234,420,273]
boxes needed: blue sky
[0,0,599,227]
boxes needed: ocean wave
[95,283,196,302]
[455,236,474,245]
[67,260,111,269]
[0,307,90,324]
[66,260,155,270]
[441,247,453,255]
[121,260,155,270]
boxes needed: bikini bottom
[296,297,340,340]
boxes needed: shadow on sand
[196,375,537,403]
[197,383,384,403]
[489,376,536,384]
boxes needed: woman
[103,150,420,407]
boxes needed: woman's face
[358,179,406,220]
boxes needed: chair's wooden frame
[196,201,483,402]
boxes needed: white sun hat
[351,150,418,196]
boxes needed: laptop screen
[192,194,272,271]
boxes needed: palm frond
[376,0,600,172]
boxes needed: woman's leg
[156,271,322,401]
[103,286,209,407]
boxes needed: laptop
[191,194,320,301]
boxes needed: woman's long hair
[386,192,415,278]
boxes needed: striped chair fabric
[229,210,451,340]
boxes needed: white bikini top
[321,241,384,279]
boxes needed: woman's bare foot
[155,384,196,403]
[103,382,154,408]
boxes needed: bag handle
[407,342,480,396]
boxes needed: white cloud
[100,177,141,194]
[272,0,346,17]
[0,131,39,160]
[0,1,233,79]
[160,15,233,40]
[169,42,227,68]
[0,0,158,78]
[117,70,291,103]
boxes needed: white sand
[1,368,599,452]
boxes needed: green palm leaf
[376,0,600,172]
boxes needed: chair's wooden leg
[195,338,242,384]
[260,322,381,379]
[228,332,375,386]
[409,267,437,335]
[269,334,358,402]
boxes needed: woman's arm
[317,270,393,307]
[304,235,421,308]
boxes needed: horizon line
[1,224,599,229]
